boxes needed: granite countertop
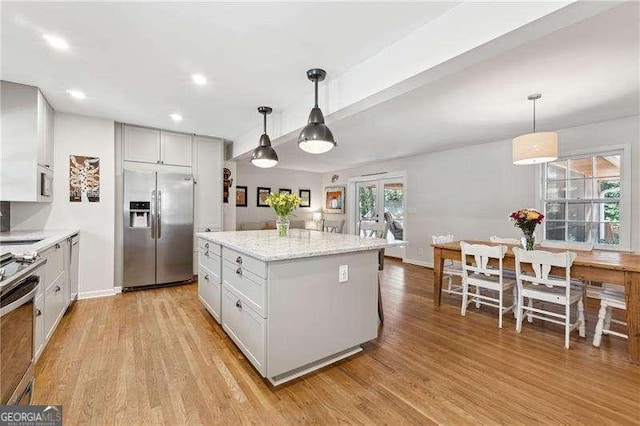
[196,229,407,262]
[0,229,80,256]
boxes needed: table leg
[624,272,640,365]
[433,248,444,306]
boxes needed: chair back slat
[323,220,344,234]
[539,241,593,251]
[489,235,520,245]
[512,247,577,289]
[432,234,454,244]
[359,221,388,239]
[460,242,507,277]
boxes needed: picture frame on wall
[299,189,311,208]
[323,186,345,214]
[257,187,271,207]
[278,188,292,195]
[236,186,247,207]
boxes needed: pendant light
[298,68,337,154]
[251,106,278,168]
[513,94,558,165]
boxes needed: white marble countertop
[196,229,406,262]
[0,229,80,256]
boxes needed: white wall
[235,163,323,227]
[325,116,639,266]
[11,112,116,298]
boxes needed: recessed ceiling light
[43,34,69,50]
[66,89,86,99]
[169,113,183,122]
[191,74,207,85]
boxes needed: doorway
[353,173,405,259]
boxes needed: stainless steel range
[0,252,46,405]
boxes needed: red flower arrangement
[509,208,544,250]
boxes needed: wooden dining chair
[593,288,628,347]
[539,240,598,297]
[513,247,586,348]
[359,221,388,323]
[460,242,516,329]
[322,219,344,234]
[489,236,520,280]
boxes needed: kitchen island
[196,229,403,385]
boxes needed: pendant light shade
[298,68,337,154]
[512,94,558,165]
[251,106,278,168]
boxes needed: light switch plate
[339,265,348,283]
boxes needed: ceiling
[270,2,640,172]
[0,1,460,139]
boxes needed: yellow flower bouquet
[265,192,302,237]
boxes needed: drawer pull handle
[35,309,42,317]
[236,267,242,276]
[204,274,209,281]
[204,250,209,257]
[236,256,242,264]
[204,243,209,249]
[235,300,242,309]
[55,243,61,249]
[54,285,61,292]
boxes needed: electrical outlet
[339,265,348,283]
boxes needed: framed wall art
[236,185,247,207]
[257,187,271,207]
[299,189,311,208]
[323,186,345,214]
[278,188,292,195]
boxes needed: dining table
[431,240,640,365]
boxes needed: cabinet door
[124,125,160,163]
[44,100,55,170]
[161,131,192,167]
[194,136,223,230]
[44,272,66,341]
[36,91,47,167]
[34,294,45,360]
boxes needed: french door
[354,176,405,259]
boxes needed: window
[542,149,628,249]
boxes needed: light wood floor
[35,259,640,425]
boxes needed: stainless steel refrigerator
[123,169,194,289]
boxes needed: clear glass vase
[276,215,290,237]
[521,231,535,250]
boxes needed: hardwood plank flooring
[34,260,640,424]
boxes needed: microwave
[40,171,53,197]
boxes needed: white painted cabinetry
[194,136,224,231]
[197,240,222,322]
[34,234,79,361]
[0,81,55,202]
[123,125,193,167]
[161,131,192,167]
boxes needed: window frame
[536,144,632,251]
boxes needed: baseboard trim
[77,288,118,300]
[403,258,433,269]
[114,286,123,294]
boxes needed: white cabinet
[123,125,193,167]
[162,132,192,166]
[0,81,55,202]
[40,240,68,342]
[197,241,222,323]
[124,125,160,164]
[34,294,45,359]
[194,136,223,231]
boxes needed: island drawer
[198,265,221,323]
[222,261,266,317]
[199,249,221,274]
[222,284,266,376]
[222,248,266,279]
[198,239,221,256]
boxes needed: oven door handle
[0,287,37,317]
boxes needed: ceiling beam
[232,0,623,160]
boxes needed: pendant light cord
[314,79,319,108]
[263,111,267,133]
[532,98,536,133]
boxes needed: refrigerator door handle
[150,189,156,239]
[157,189,162,239]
